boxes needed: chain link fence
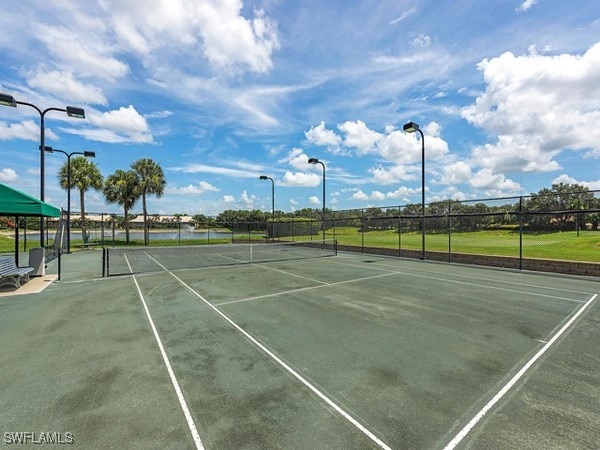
[60,190,599,276]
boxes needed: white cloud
[27,69,107,105]
[463,43,600,174]
[369,165,419,185]
[197,3,280,73]
[106,0,279,74]
[0,120,42,141]
[390,7,417,25]
[552,174,600,191]
[370,191,386,201]
[439,162,472,185]
[240,190,255,207]
[72,105,153,143]
[309,196,320,205]
[469,169,521,197]
[281,148,311,170]
[61,127,152,144]
[36,23,129,81]
[172,163,257,178]
[144,110,173,119]
[0,168,18,182]
[516,0,538,12]
[412,34,431,48]
[223,195,235,203]
[338,120,382,154]
[305,122,342,153]
[384,186,421,201]
[308,121,449,179]
[90,105,148,134]
[351,190,369,201]
[280,171,321,187]
[166,181,219,195]
[350,190,388,202]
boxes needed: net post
[334,239,338,256]
[102,247,106,277]
[105,247,110,277]
[57,248,61,281]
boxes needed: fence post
[448,200,452,262]
[398,215,402,257]
[576,195,580,237]
[519,197,523,270]
[361,209,365,254]
[333,211,336,240]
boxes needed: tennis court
[1,244,599,449]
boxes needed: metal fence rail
[61,189,600,276]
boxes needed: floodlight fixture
[259,175,275,238]
[403,121,420,133]
[403,121,426,260]
[66,106,85,119]
[308,157,326,240]
[0,93,17,107]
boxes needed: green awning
[0,183,61,217]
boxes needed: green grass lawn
[326,227,599,263]
[2,228,598,263]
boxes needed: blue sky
[1,0,599,217]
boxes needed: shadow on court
[0,249,598,449]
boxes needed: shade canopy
[0,183,60,217]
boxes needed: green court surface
[0,248,599,449]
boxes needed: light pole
[308,157,326,241]
[259,175,275,240]
[0,92,85,247]
[44,146,95,253]
[403,121,426,260]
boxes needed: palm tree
[132,158,166,245]
[103,170,139,244]
[58,157,103,243]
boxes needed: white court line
[344,256,596,296]
[253,263,331,285]
[125,255,204,450]
[216,252,332,286]
[215,271,400,306]
[444,293,598,449]
[218,253,331,285]
[150,259,392,449]
[335,260,585,304]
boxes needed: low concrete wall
[336,244,600,278]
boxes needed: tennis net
[103,239,337,276]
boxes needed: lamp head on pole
[43,146,54,153]
[0,93,17,107]
[259,175,268,180]
[66,106,85,119]
[308,157,320,164]
[403,121,420,133]
[83,151,95,158]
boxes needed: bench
[0,256,35,289]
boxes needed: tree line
[193,183,600,234]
